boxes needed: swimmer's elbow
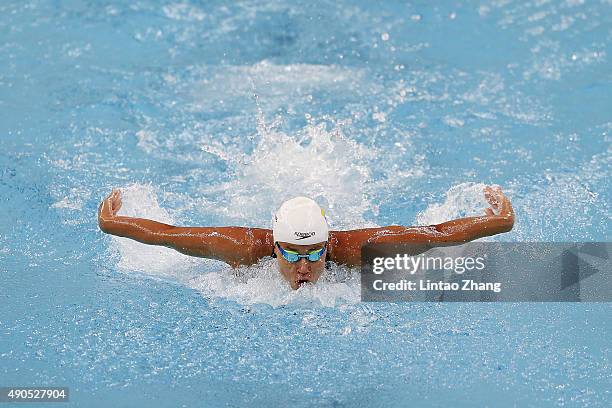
[98,217,107,232]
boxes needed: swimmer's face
[274,241,327,290]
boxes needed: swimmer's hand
[483,185,514,224]
[98,189,122,228]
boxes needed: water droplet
[372,112,386,123]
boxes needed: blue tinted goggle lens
[276,242,326,263]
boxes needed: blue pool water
[1,0,611,406]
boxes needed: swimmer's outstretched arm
[326,186,515,267]
[98,189,274,267]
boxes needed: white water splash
[416,182,492,225]
[201,114,379,231]
[188,258,361,308]
[111,183,200,281]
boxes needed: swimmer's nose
[295,258,311,274]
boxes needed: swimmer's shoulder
[243,227,274,262]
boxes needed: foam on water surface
[111,184,199,281]
[416,182,495,225]
[207,115,378,230]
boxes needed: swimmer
[98,186,514,290]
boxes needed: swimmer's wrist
[488,213,514,232]
[98,212,120,233]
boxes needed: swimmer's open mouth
[296,279,310,287]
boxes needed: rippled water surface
[1,0,611,406]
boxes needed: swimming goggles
[275,242,326,263]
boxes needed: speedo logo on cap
[294,231,315,240]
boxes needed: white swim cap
[272,197,329,245]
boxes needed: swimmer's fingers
[109,189,122,215]
[100,189,122,217]
[484,185,513,217]
[484,208,495,216]
[98,194,111,223]
[484,185,501,210]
